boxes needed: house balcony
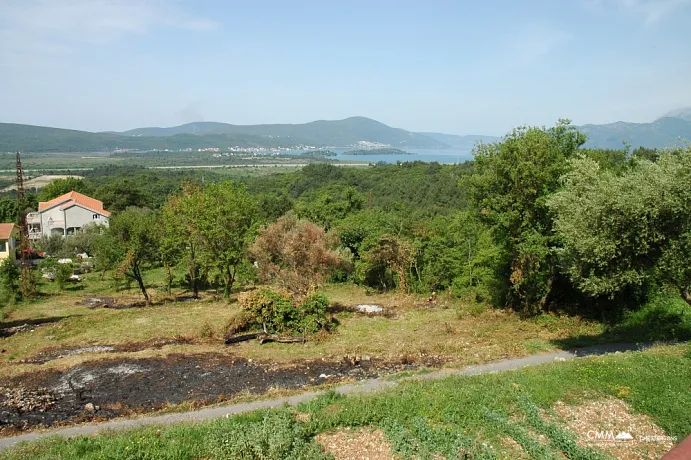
[26,212,40,224]
[28,228,42,240]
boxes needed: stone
[354,304,384,314]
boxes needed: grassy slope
[0,275,608,379]
[4,344,690,459]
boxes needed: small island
[299,149,336,157]
[341,148,414,156]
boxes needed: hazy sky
[1,0,690,135]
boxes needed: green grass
[4,344,690,459]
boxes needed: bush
[208,410,328,459]
[0,258,20,304]
[229,289,337,336]
[38,258,73,291]
[250,213,349,295]
[611,291,691,342]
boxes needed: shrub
[38,258,73,291]
[55,263,73,291]
[229,289,337,336]
[611,290,691,342]
[208,410,328,459]
[0,258,20,304]
[250,213,349,295]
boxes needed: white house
[27,191,110,239]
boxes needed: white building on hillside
[27,191,110,239]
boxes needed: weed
[198,322,214,340]
[517,396,608,459]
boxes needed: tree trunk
[224,265,236,299]
[394,263,407,293]
[187,245,199,299]
[132,264,150,306]
[164,263,172,294]
[538,265,556,312]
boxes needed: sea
[286,147,475,164]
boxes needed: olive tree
[548,147,691,305]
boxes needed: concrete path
[0,342,651,451]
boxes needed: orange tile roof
[38,191,110,217]
[0,223,16,240]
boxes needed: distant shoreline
[341,148,414,156]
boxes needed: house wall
[0,229,19,261]
[40,206,67,237]
[64,206,109,232]
[39,204,109,237]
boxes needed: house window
[93,214,99,219]
[0,241,6,252]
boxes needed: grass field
[4,344,689,459]
[3,264,691,381]
[0,269,614,379]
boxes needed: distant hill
[418,132,500,149]
[0,117,447,153]
[581,117,691,149]
[3,112,691,153]
[657,106,691,122]
[0,123,305,153]
[118,117,448,149]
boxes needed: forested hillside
[0,117,447,152]
[4,123,686,320]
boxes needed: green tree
[294,186,364,230]
[36,177,91,202]
[0,198,17,224]
[197,183,258,298]
[64,223,106,256]
[155,209,182,295]
[94,180,152,212]
[549,148,691,306]
[159,183,205,297]
[582,148,629,174]
[466,120,586,310]
[631,146,660,162]
[99,207,157,305]
[416,212,503,301]
[34,234,67,257]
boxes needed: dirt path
[0,342,651,451]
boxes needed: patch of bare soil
[316,427,396,460]
[0,353,441,433]
[20,337,196,364]
[0,317,67,339]
[552,398,675,459]
[77,295,146,310]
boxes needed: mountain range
[1,109,690,153]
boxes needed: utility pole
[16,151,34,298]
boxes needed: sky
[1,0,690,135]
